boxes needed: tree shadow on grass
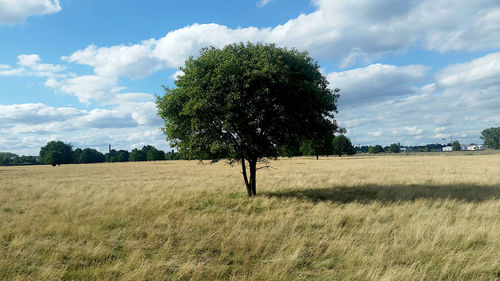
[264,183,500,204]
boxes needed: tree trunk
[241,158,252,197]
[316,154,319,160]
[249,158,257,196]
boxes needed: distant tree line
[356,143,445,154]
[0,152,39,166]
[0,141,181,166]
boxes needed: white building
[442,146,453,152]
[467,144,484,151]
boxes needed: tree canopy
[332,135,355,156]
[388,143,400,153]
[157,42,341,196]
[452,141,461,151]
[368,145,384,154]
[39,141,73,166]
[480,127,500,149]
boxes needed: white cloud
[45,75,121,104]
[62,41,162,79]
[17,54,65,73]
[435,52,500,89]
[0,103,84,125]
[368,130,383,137]
[338,52,500,146]
[257,0,273,7]
[0,0,61,25]
[62,0,499,80]
[170,70,184,80]
[404,126,423,135]
[328,64,428,107]
[0,102,166,155]
[0,54,64,77]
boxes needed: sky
[1,0,499,155]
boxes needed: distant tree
[39,141,73,166]
[480,127,500,149]
[146,146,165,161]
[355,146,369,153]
[0,155,11,165]
[116,150,130,162]
[332,135,354,156]
[80,148,105,163]
[452,141,461,151]
[73,148,83,163]
[0,152,17,166]
[299,140,315,157]
[129,148,146,161]
[388,143,400,153]
[156,42,341,196]
[12,155,39,165]
[368,145,383,154]
[105,149,118,162]
[165,150,181,160]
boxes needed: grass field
[1,154,499,280]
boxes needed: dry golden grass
[1,154,499,280]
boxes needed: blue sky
[1,0,499,155]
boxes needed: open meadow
[1,154,499,280]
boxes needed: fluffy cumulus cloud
[45,75,121,104]
[435,52,500,89]
[0,102,166,155]
[337,52,500,146]
[0,54,65,77]
[327,64,428,107]
[0,0,61,24]
[62,0,500,79]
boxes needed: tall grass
[1,155,499,280]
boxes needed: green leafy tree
[129,148,146,162]
[146,146,165,161]
[157,43,341,197]
[480,127,500,149]
[368,145,383,154]
[73,148,83,163]
[116,150,130,162]
[299,140,315,156]
[80,148,105,163]
[388,143,400,153]
[165,150,181,160]
[105,149,118,162]
[39,141,73,166]
[452,141,461,151]
[332,135,354,156]
[0,152,17,166]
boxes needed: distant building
[401,147,412,152]
[466,144,484,151]
[442,146,453,152]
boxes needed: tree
[368,145,383,154]
[80,148,105,163]
[73,148,83,163]
[452,141,461,151]
[116,150,130,162]
[146,146,165,161]
[388,143,400,153]
[480,127,500,149]
[39,141,73,166]
[165,150,181,160]
[157,43,341,197]
[332,135,354,156]
[129,148,146,161]
[105,149,118,162]
[299,140,315,156]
